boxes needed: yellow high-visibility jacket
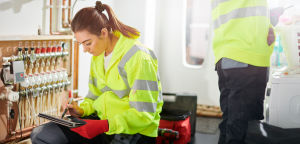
[212,0,275,67]
[79,31,163,137]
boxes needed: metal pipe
[3,121,50,143]
[49,0,67,35]
[50,0,53,35]
[2,55,19,62]
[0,131,32,143]
[62,0,71,28]
[14,120,49,135]
[68,0,72,24]
[16,131,31,139]
[62,0,65,24]
[2,52,68,62]
[0,136,15,144]
[15,125,36,135]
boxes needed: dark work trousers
[30,117,156,144]
[215,59,268,144]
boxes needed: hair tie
[95,1,105,13]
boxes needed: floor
[190,131,220,144]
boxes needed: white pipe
[34,73,41,125]
[52,71,58,116]
[30,95,34,126]
[28,74,35,127]
[26,95,38,126]
[47,89,51,115]
[57,70,63,116]
[15,99,20,130]
[39,90,44,123]
[46,71,52,116]
[58,85,63,116]
[36,93,40,124]
[25,96,29,128]
[39,72,47,123]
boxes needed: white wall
[156,0,219,105]
[0,0,45,35]
[0,0,115,35]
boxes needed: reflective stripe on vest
[101,86,110,92]
[157,90,163,103]
[157,71,160,81]
[86,90,98,100]
[129,101,157,113]
[131,80,159,91]
[213,6,269,30]
[89,75,98,88]
[149,50,157,60]
[101,80,162,103]
[211,0,230,10]
[98,45,162,107]
[103,45,156,99]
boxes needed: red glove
[71,118,109,139]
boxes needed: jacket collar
[92,31,139,80]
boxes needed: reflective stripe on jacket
[211,0,275,67]
[80,31,163,137]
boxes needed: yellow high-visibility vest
[80,31,163,137]
[212,0,275,67]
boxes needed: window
[183,0,211,68]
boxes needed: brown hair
[71,1,140,39]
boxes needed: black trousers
[30,116,156,144]
[59,124,156,144]
[215,60,268,144]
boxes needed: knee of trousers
[30,122,68,144]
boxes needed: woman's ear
[100,28,108,39]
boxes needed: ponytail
[103,4,140,38]
[71,1,140,39]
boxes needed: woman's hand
[284,15,300,25]
[64,100,84,118]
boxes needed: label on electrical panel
[15,72,25,83]
[12,61,25,83]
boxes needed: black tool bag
[162,93,197,136]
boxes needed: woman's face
[74,29,108,56]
